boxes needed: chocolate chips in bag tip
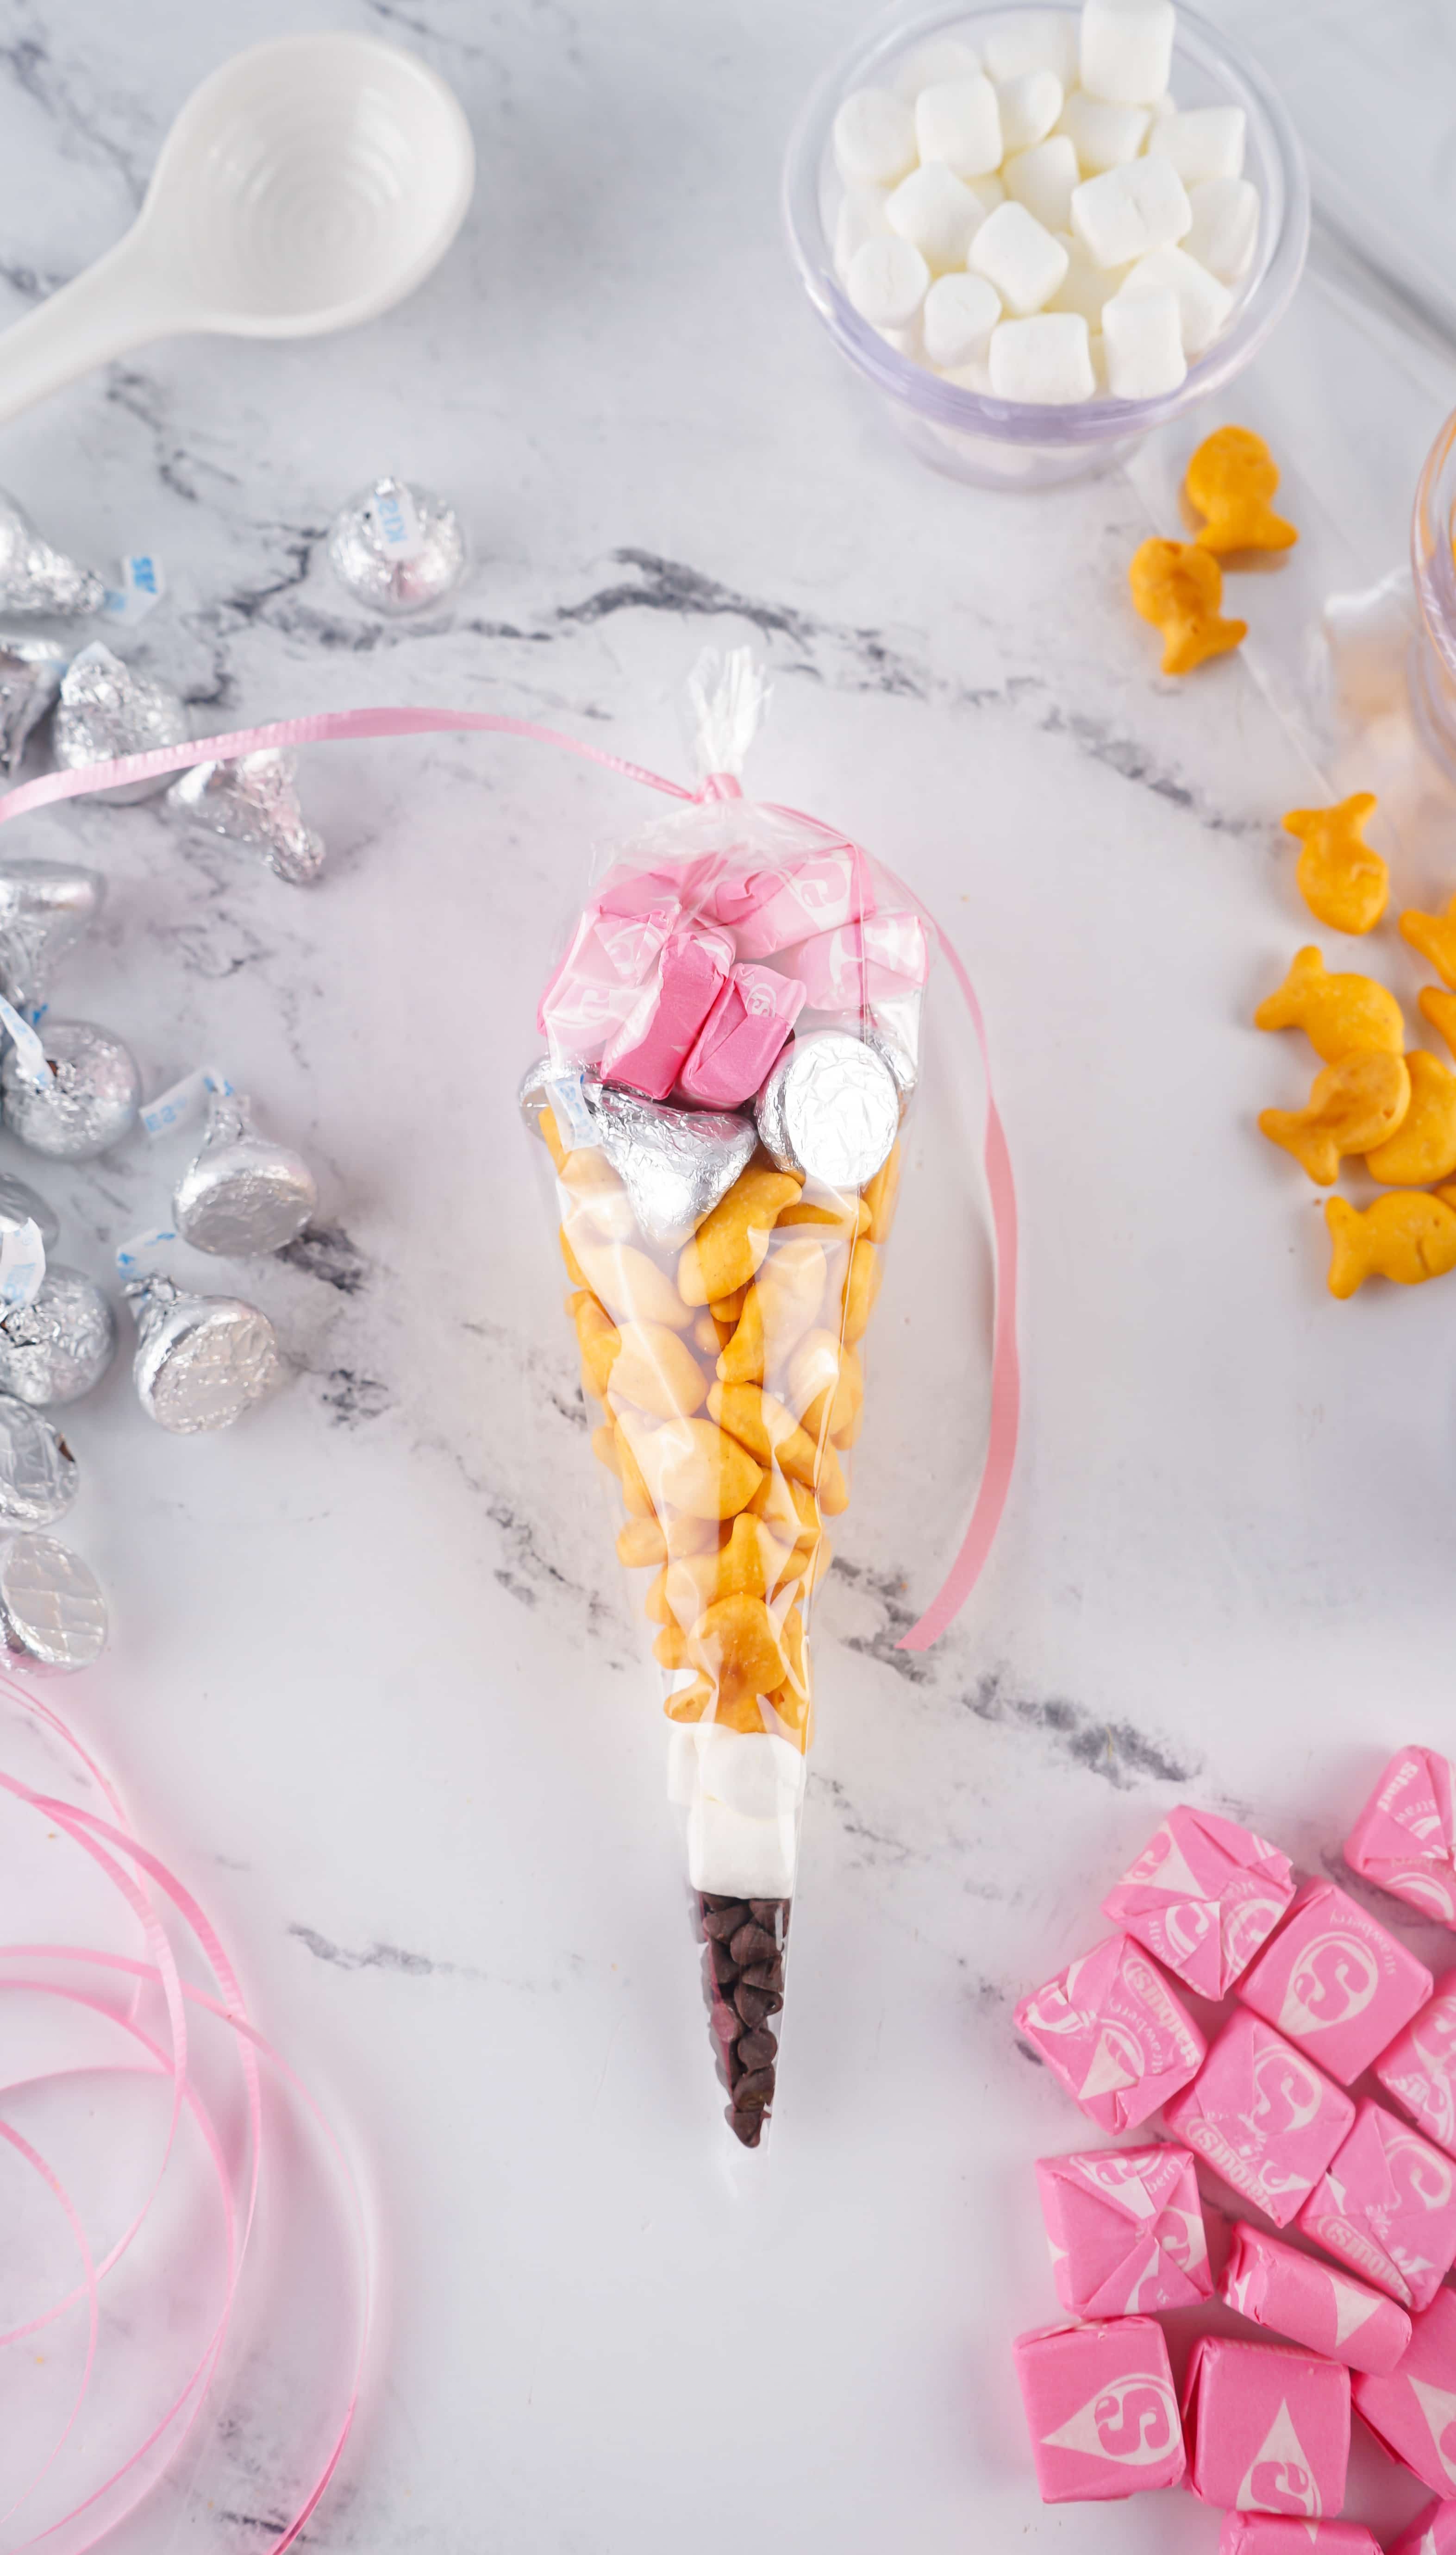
[0,493,104,619]
[326,476,466,618]
[164,748,325,886]
[51,642,188,803]
[172,1092,318,1258]
[2,1019,140,1159]
[126,1274,283,1434]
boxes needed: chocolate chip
[729,1921,778,1965]
[702,1903,750,1942]
[701,1893,740,1912]
[708,1999,739,2045]
[733,1982,782,2028]
[728,2106,763,2147]
[733,2068,775,2110]
[740,1957,783,1992]
[708,1940,739,1989]
[735,2028,777,2071]
[748,1900,787,1928]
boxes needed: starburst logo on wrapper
[1041,2373,1179,2465]
[1394,1871,1456,1922]
[1249,2034,1325,2139]
[1279,1932,1381,2035]
[1239,2402,1321,2516]
[1387,2128,1456,2215]
[1120,1949,1203,2063]
[1223,1892,1287,1974]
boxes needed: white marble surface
[0,0,1455,2547]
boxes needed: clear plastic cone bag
[519,652,930,2149]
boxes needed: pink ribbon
[0,709,1019,1649]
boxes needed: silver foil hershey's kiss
[327,476,466,617]
[164,748,325,886]
[589,1081,756,1247]
[0,1531,107,1672]
[0,636,67,776]
[127,1275,283,1434]
[0,493,104,619]
[0,860,106,1013]
[0,1177,58,1255]
[0,1267,117,1407]
[2,1019,140,1159]
[756,1031,900,1189]
[52,643,188,803]
[173,1092,319,1257]
[0,1394,78,1527]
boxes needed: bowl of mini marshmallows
[783,0,1309,490]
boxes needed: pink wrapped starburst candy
[1220,2219,1412,2374]
[1377,1973,1456,2157]
[1390,2499,1456,2554]
[722,847,871,961]
[1102,1804,1296,1998]
[1014,1934,1205,2131]
[1352,2287,1456,2498]
[1012,2316,1186,2505]
[1237,1879,1433,2086]
[1162,2009,1355,2227]
[1220,2522,1380,2551]
[1182,2335,1350,2516]
[676,962,804,1107]
[1298,2099,1456,2312]
[1035,2142,1211,2317]
[1345,1748,1456,1929]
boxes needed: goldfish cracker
[1253,947,1405,1063]
[692,1309,729,1356]
[572,1292,620,1403]
[707,1381,850,1514]
[1283,793,1388,936]
[592,1421,619,1475]
[778,1530,832,1595]
[1325,1192,1456,1298]
[787,1328,865,1448]
[775,1605,812,1705]
[617,1516,667,1569]
[658,1510,722,1559]
[604,1320,708,1422]
[644,1569,674,1626]
[664,1677,766,1736]
[665,1513,793,1622]
[676,1167,802,1308]
[749,1469,825,1555]
[653,1621,692,1670]
[1185,425,1298,556]
[1129,537,1247,676]
[710,1286,748,1324]
[575,1237,695,1333]
[612,1421,656,1519]
[1400,896,1456,990]
[536,1103,569,1172]
[688,1594,790,1706]
[1259,1049,1411,1185]
[777,1190,872,1239]
[1419,987,1456,1061]
[617,1411,762,1521]
[1363,1050,1456,1186]
[716,1239,828,1387]
[559,1224,590,1289]
[765,1683,813,1751]
[840,1238,883,1346]
[862,1143,902,1245]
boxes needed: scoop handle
[0,234,188,427]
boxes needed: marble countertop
[0,0,1454,2547]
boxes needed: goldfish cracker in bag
[519,653,927,2149]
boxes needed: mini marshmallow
[1056,89,1151,174]
[833,182,890,284]
[892,34,982,101]
[1148,104,1247,184]
[970,200,1069,315]
[1072,156,1192,268]
[695,1727,805,1820]
[1004,135,1080,231]
[1116,244,1233,354]
[833,86,918,186]
[1048,232,1130,324]
[989,311,1097,404]
[886,160,987,272]
[983,11,1080,88]
[687,1794,797,1898]
[1080,0,1176,107]
[915,73,1003,178]
[1186,175,1261,283]
[844,234,930,329]
[1102,288,1185,396]
[923,270,1002,369]
[996,69,1064,155]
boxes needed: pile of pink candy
[1012,1748,1456,2550]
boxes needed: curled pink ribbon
[0,711,1019,1648]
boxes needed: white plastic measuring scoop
[0,33,475,425]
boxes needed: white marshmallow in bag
[996,69,1064,156]
[834,86,918,185]
[982,12,1080,88]
[1101,285,1186,395]
[1147,105,1245,184]
[1185,174,1260,282]
[1003,135,1080,231]
[915,73,1004,177]
[1071,155,1191,266]
[845,234,931,328]
[1079,0,1176,106]
[1056,90,1150,174]
[970,200,1069,314]
[923,270,1002,368]
[886,160,987,271]
[687,1796,797,1899]
[1114,243,1232,352]
[988,311,1096,402]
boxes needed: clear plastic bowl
[783,2,1310,490]
[1412,405,1456,779]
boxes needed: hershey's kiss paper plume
[0,860,105,1014]
[0,493,104,619]
[126,1274,283,1433]
[756,1031,900,1187]
[327,476,466,616]
[2,1017,139,1159]
[0,637,67,776]
[0,1530,106,1672]
[0,1396,78,1527]
[172,1091,318,1256]
[51,642,189,803]
[0,1266,116,1406]
[0,1176,58,1254]
[164,747,325,885]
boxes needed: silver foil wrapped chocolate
[164,748,325,886]
[126,1275,283,1433]
[0,636,67,775]
[172,1092,318,1256]
[0,493,104,619]
[2,1018,139,1159]
[0,1531,106,1672]
[51,643,189,803]
[756,1030,900,1188]
[327,476,466,617]
[0,1394,78,1526]
[0,1176,58,1254]
[589,1081,755,1247]
[0,860,106,1012]
[0,1266,117,1406]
